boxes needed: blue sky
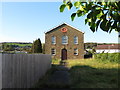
[0,2,119,43]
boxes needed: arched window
[51,48,56,55]
[51,36,56,44]
[74,36,78,44]
[62,35,68,44]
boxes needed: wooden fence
[0,54,2,90]
[0,54,51,88]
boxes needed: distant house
[45,23,84,60]
[96,44,120,53]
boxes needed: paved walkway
[45,65,71,88]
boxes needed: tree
[60,0,120,33]
[3,44,14,51]
[92,47,96,54]
[32,38,42,53]
[42,43,45,54]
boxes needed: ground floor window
[74,48,78,55]
[51,48,56,55]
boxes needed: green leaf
[113,13,120,21]
[74,1,80,8]
[96,10,103,19]
[100,14,106,20]
[80,5,84,11]
[76,10,83,17]
[100,19,109,32]
[85,18,91,25]
[109,28,113,33]
[92,17,97,22]
[96,20,101,31]
[60,4,66,12]
[85,18,88,25]
[116,2,120,9]
[87,12,93,19]
[112,21,117,29]
[86,3,92,11]
[108,21,113,33]
[90,23,96,32]
[97,2,102,5]
[71,13,76,21]
[66,1,73,10]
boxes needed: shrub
[52,59,60,64]
[94,53,119,63]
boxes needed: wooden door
[61,48,67,60]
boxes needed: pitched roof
[96,44,120,50]
[45,23,84,34]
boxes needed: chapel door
[61,48,67,60]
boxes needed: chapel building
[45,23,84,60]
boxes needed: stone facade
[45,23,84,60]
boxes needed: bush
[52,59,60,64]
[94,53,119,63]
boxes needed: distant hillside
[1,42,32,47]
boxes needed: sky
[0,1,119,43]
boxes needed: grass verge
[67,59,119,88]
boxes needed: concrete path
[45,65,71,88]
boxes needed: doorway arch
[61,48,67,60]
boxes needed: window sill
[74,54,79,56]
[52,43,56,45]
[62,43,68,45]
[74,43,79,45]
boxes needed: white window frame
[51,48,56,55]
[51,36,56,44]
[74,48,78,55]
[62,35,68,44]
[74,36,78,44]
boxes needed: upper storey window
[74,36,78,44]
[51,36,56,44]
[62,35,68,44]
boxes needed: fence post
[0,54,2,90]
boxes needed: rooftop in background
[96,44,120,50]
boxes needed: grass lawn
[35,58,119,88]
[66,59,119,88]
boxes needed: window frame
[62,35,68,44]
[51,48,56,55]
[51,36,56,44]
[74,36,78,44]
[74,48,78,55]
